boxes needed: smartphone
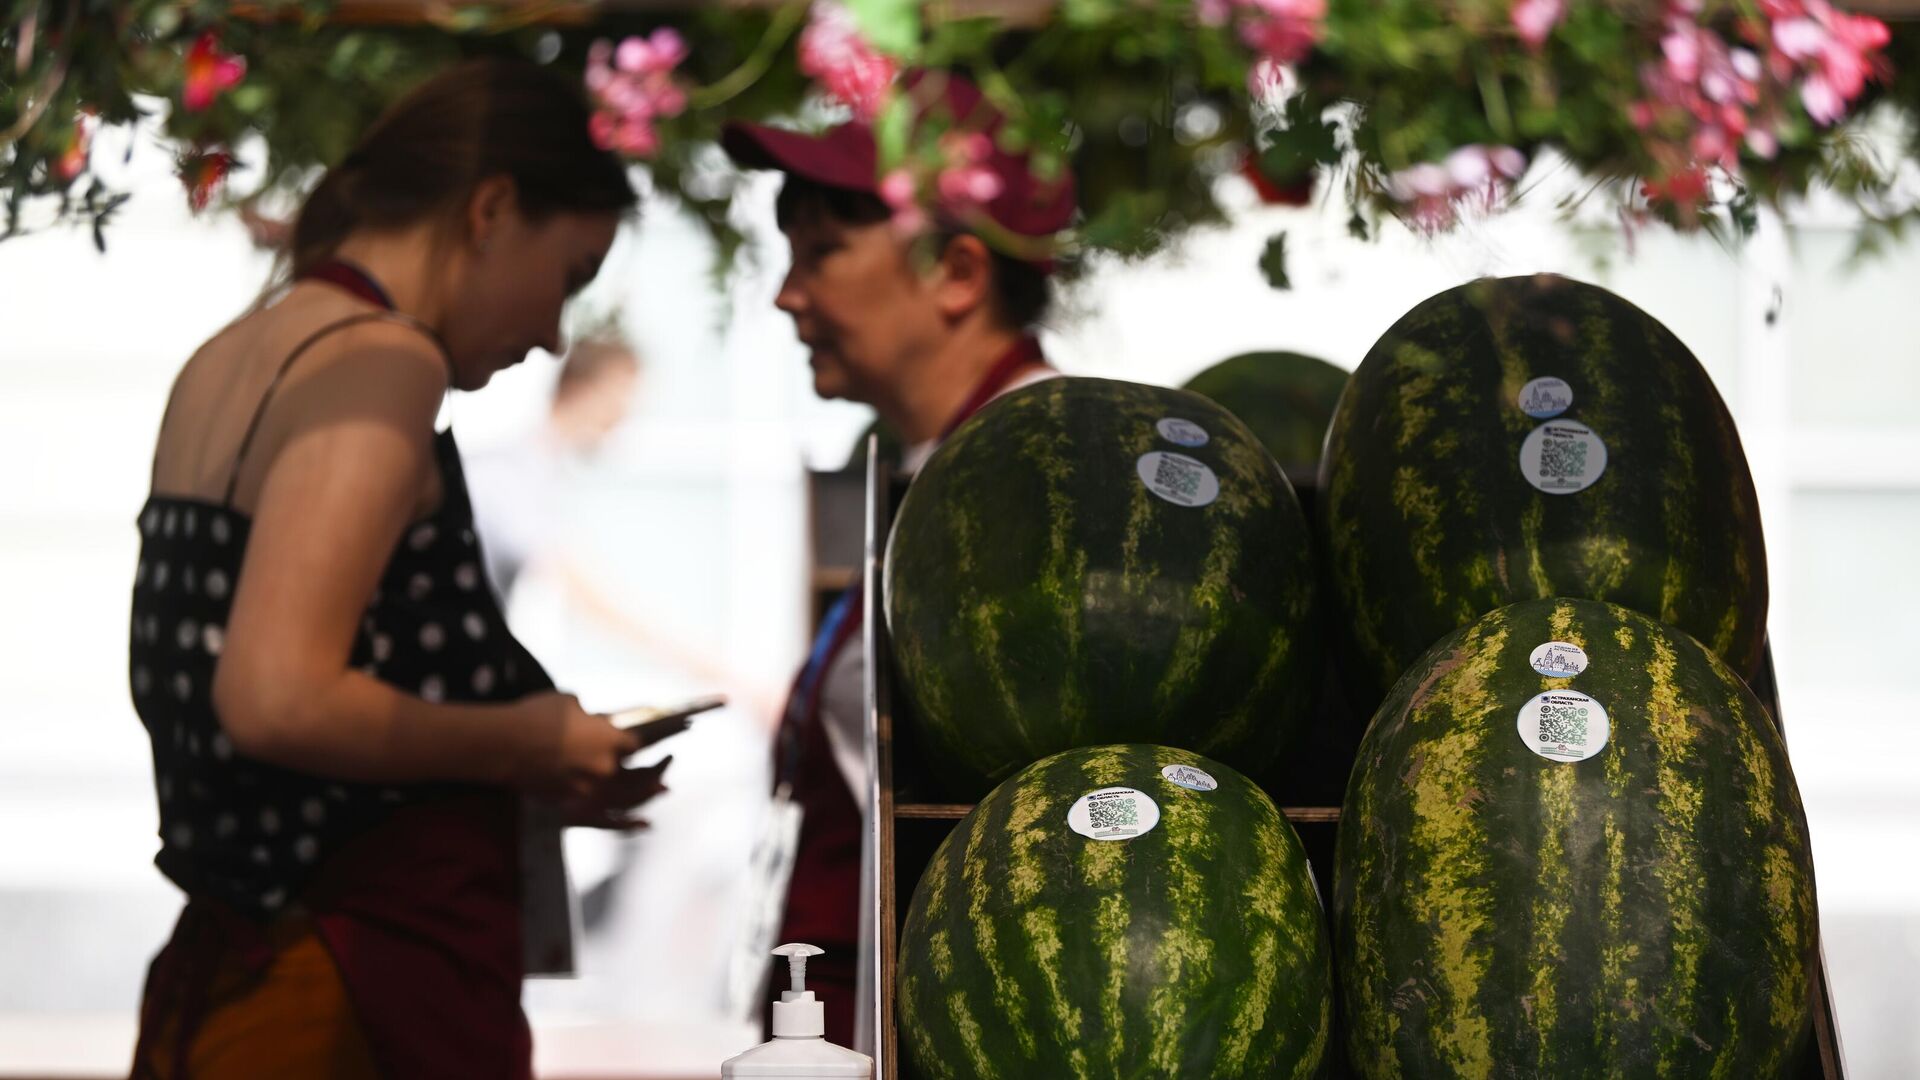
[610,694,727,734]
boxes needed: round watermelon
[1318,274,1767,715]
[1181,350,1349,469]
[899,743,1332,1080]
[885,376,1320,797]
[1334,597,1819,1079]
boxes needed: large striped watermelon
[885,377,1321,797]
[1334,597,1819,1079]
[1319,274,1767,714]
[1181,350,1349,469]
[898,743,1332,1080]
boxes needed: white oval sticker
[1160,764,1218,791]
[1136,451,1220,508]
[1155,417,1211,447]
[1517,690,1611,763]
[1519,421,1608,495]
[1067,787,1161,841]
[1518,376,1574,419]
[1529,640,1589,678]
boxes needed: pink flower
[1247,57,1297,106]
[585,30,690,160]
[1800,77,1846,125]
[1782,1,1890,126]
[1633,16,1766,172]
[56,109,96,182]
[178,147,234,213]
[1772,17,1828,60]
[1510,0,1565,49]
[1203,0,1325,67]
[1642,166,1711,209]
[1663,26,1701,82]
[798,2,898,121]
[938,165,1003,206]
[1387,144,1528,232]
[875,168,927,235]
[1238,0,1326,67]
[182,33,245,113]
[879,169,917,210]
[931,131,1003,213]
[1488,146,1527,179]
[617,28,687,75]
[1760,0,1887,126]
[1444,146,1494,190]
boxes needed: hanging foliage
[2,0,1914,268]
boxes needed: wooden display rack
[849,442,1847,1080]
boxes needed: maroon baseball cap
[722,70,1076,257]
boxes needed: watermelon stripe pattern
[1319,275,1767,714]
[899,744,1332,1079]
[886,377,1320,796]
[1334,598,1819,1079]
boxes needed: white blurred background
[1,113,1916,1076]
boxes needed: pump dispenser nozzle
[769,943,826,1037]
[772,942,825,996]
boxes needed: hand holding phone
[608,694,726,749]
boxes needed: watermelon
[885,376,1321,797]
[1318,274,1767,714]
[1334,597,1819,1079]
[1181,350,1350,469]
[898,743,1332,1080]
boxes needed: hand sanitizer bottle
[721,943,873,1078]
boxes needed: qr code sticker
[1519,691,1609,762]
[1136,451,1220,508]
[1539,436,1588,480]
[1155,455,1203,501]
[1089,797,1138,832]
[1070,787,1161,840]
[1537,703,1588,745]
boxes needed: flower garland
[1,1,1911,273]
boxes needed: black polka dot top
[129,304,553,919]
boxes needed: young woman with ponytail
[126,58,676,1078]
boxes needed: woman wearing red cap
[723,70,1076,1048]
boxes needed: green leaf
[847,0,920,58]
[1260,232,1291,290]
[923,17,997,66]
[1728,188,1759,240]
[873,92,913,173]
[1061,0,1127,26]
